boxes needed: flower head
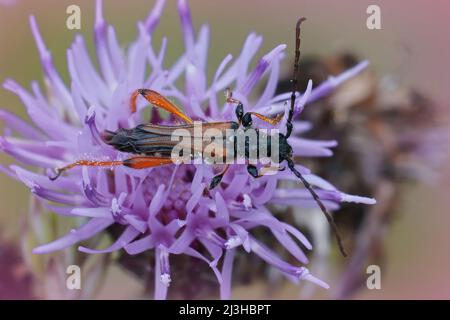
[0,0,374,299]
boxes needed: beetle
[49,18,347,256]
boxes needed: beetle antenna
[287,158,347,257]
[286,17,306,139]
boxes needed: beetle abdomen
[102,127,174,155]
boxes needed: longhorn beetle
[49,18,347,256]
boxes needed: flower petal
[33,218,113,254]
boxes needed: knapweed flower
[0,0,375,299]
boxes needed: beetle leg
[246,163,284,179]
[225,88,283,126]
[49,159,123,180]
[130,89,193,124]
[225,87,241,105]
[258,164,285,177]
[122,156,174,169]
[209,164,230,190]
[247,164,259,178]
[49,156,173,180]
[248,112,284,126]
[225,88,245,124]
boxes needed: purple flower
[0,0,375,299]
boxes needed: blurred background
[0,0,449,299]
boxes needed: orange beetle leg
[130,89,193,124]
[122,156,174,169]
[50,157,174,180]
[50,159,123,180]
[249,112,284,126]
